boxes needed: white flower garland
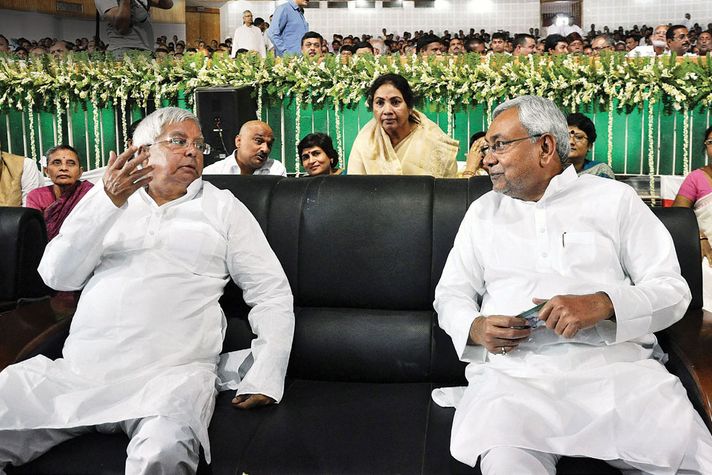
[257,85,263,120]
[26,95,37,162]
[92,95,101,169]
[334,100,343,166]
[55,97,63,144]
[607,99,614,168]
[120,95,129,150]
[486,97,494,128]
[682,104,690,175]
[447,99,454,137]
[647,99,656,204]
[294,93,301,177]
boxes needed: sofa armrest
[0,295,77,371]
[659,309,712,432]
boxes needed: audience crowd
[1,13,711,60]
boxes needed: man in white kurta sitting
[434,95,712,474]
[230,10,267,58]
[0,107,295,473]
[202,120,287,176]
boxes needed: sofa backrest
[0,207,51,308]
[206,176,703,384]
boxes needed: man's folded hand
[231,393,275,410]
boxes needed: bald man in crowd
[202,121,287,176]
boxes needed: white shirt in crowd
[0,179,295,462]
[203,151,287,176]
[231,24,267,58]
[546,23,584,37]
[433,166,712,471]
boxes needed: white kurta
[434,166,705,471]
[203,151,287,177]
[0,179,294,462]
[231,24,267,58]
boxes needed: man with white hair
[434,95,712,474]
[369,37,387,55]
[231,9,266,58]
[0,107,295,473]
[627,24,668,57]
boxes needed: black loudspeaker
[195,87,258,167]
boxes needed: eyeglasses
[151,137,211,155]
[705,139,712,146]
[569,132,588,142]
[481,134,543,156]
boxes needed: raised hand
[102,146,154,207]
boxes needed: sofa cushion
[238,379,432,474]
[288,307,433,382]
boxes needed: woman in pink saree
[26,145,93,240]
[673,126,712,311]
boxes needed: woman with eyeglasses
[673,125,712,311]
[566,113,615,179]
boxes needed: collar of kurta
[537,164,578,204]
[139,178,203,208]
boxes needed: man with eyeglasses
[589,34,614,56]
[0,107,295,472]
[434,95,712,474]
[203,120,287,176]
[666,25,693,57]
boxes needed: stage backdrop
[0,52,710,189]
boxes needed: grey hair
[492,95,570,163]
[131,107,201,148]
[594,34,615,48]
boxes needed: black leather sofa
[1,175,710,475]
[0,207,50,311]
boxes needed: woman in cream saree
[347,74,458,177]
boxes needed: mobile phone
[514,301,547,329]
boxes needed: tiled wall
[583,0,712,31]
[221,0,712,44]
[221,0,540,42]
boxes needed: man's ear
[539,134,558,165]
[234,135,241,149]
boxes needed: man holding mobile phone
[434,95,712,474]
[95,0,173,58]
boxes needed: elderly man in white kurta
[230,10,267,58]
[434,95,712,474]
[0,107,294,474]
